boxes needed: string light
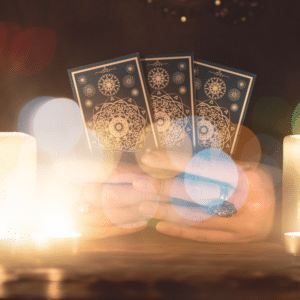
[143,0,267,25]
[143,0,204,22]
[211,0,267,25]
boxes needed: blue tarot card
[194,59,256,155]
[68,53,158,154]
[141,53,196,152]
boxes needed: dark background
[0,0,299,142]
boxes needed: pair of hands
[76,150,276,243]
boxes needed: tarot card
[194,59,256,155]
[141,53,196,153]
[68,53,158,154]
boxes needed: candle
[0,132,37,238]
[282,135,300,234]
[282,135,300,255]
[284,232,300,256]
[31,232,81,256]
[31,208,81,256]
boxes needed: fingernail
[123,221,148,229]
[141,152,157,166]
[133,178,152,192]
[139,201,157,217]
[156,222,174,234]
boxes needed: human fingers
[139,201,211,226]
[101,184,157,208]
[76,207,113,227]
[137,165,247,229]
[152,164,275,242]
[155,221,244,243]
[79,224,147,240]
[109,162,144,179]
[141,150,191,173]
[133,175,224,204]
[133,176,185,203]
[76,207,148,240]
[103,203,154,226]
[81,177,144,208]
[141,149,239,192]
[78,219,147,240]
[77,203,147,227]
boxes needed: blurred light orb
[18,96,54,134]
[231,125,261,170]
[42,208,75,236]
[251,96,292,137]
[20,97,84,156]
[165,116,193,175]
[184,148,238,206]
[170,177,213,222]
[257,133,282,168]
[292,102,300,134]
[52,128,118,183]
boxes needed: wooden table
[0,227,298,300]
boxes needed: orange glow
[0,22,8,67]
[231,125,261,170]
[8,27,56,76]
[0,133,37,237]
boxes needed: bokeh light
[184,148,238,206]
[52,128,117,183]
[164,116,193,175]
[135,117,193,179]
[18,96,54,134]
[19,97,84,156]
[228,164,249,211]
[251,96,293,138]
[135,123,163,178]
[170,176,213,223]
[291,102,300,134]
[231,125,261,170]
[38,206,76,237]
[0,22,23,68]
[0,22,8,67]
[8,27,56,76]
[102,173,155,229]
[257,133,282,169]
[170,160,248,223]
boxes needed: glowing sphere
[292,102,300,134]
[19,97,84,156]
[231,125,261,170]
[184,149,238,206]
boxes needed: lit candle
[0,132,37,239]
[31,232,81,256]
[31,209,81,256]
[283,135,300,255]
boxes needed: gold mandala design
[90,97,147,152]
[151,90,189,147]
[98,74,120,96]
[196,100,232,150]
[148,68,170,90]
[204,77,226,100]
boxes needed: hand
[133,150,276,243]
[75,162,149,240]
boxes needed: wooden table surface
[0,227,298,300]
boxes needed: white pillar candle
[0,132,37,238]
[282,135,300,234]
